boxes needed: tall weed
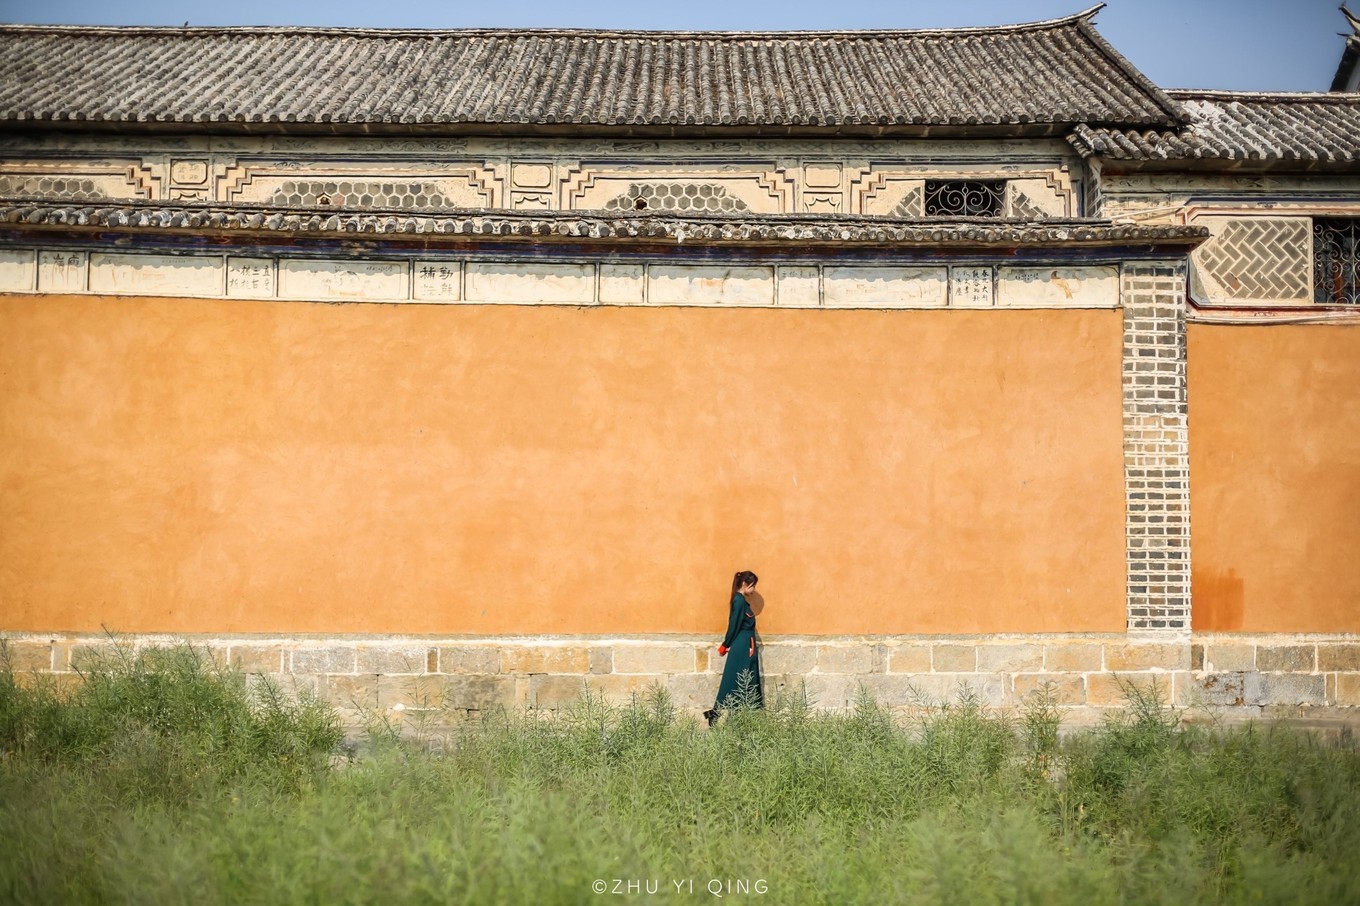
[3,648,1359,904]
[0,639,341,797]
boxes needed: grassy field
[2,642,1359,905]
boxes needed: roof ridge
[1070,13,1185,126]
[0,7,1107,40]
[1170,89,1360,102]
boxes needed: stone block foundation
[3,633,1358,730]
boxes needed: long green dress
[714,591,763,710]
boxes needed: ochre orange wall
[1189,322,1360,633]
[1,293,1126,635]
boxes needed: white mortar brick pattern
[1121,263,1191,631]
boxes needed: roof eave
[0,118,1157,140]
[0,200,1211,253]
[1088,154,1360,174]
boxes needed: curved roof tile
[0,8,1182,135]
[1070,91,1360,165]
[0,200,1209,247]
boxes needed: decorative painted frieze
[0,246,1126,310]
[0,136,1083,217]
[854,166,1076,218]
[0,161,159,202]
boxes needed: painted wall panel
[278,259,408,301]
[996,266,1118,308]
[822,266,947,308]
[89,253,224,297]
[0,249,35,292]
[648,265,774,306]
[464,262,594,304]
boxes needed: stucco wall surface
[1189,323,1360,632]
[1,293,1126,635]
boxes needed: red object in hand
[718,645,729,656]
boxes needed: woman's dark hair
[731,570,759,598]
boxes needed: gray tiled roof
[1069,91,1360,165]
[0,8,1182,135]
[0,201,1209,248]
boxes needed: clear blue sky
[0,0,1351,91]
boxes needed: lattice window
[0,175,109,201]
[1314,218,1360,305]
[602,183,750,213]
[266,180,458,209]
[1195,218,1311,300]
[924,179,1004,217]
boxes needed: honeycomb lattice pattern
[0,175,109,201]
[266,180,458,209]
[602,183,750,213]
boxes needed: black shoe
[703,709,718,727]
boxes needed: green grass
[2,642,1359,904]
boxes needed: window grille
[1314,218,1360,305]
[924,179,1005,217]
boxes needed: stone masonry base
[4,633,1359,731]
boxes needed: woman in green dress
[704,570,762,726]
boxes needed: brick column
[1121,262,1191,631]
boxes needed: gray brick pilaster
[1121,262,1190,631]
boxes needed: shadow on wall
[1194,568,1244,631]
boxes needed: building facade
[1,7,1357,726]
